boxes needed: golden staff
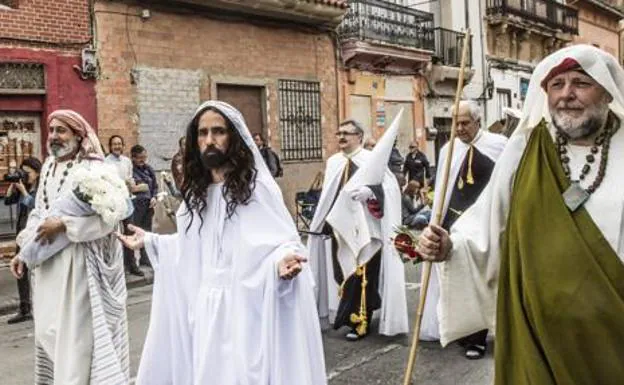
[402,29,472,385]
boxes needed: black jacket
[403,150,430,183]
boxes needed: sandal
[465,344,486,360]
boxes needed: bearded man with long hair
[118,101,326,385]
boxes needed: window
[278,80,323,161]
[519,78,530,100]
[496,89,512,121]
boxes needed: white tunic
[420,131,507,341]
[137,179,326,385]
[23,158,118,385]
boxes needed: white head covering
[515,44,624,136]
[191,100,279,193]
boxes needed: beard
[201,146,229,169]
[551,99,610,140]
[48,137,79,159]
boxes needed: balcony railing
[433,28,471,67]
[338,0,435,52]
[486,0,578,34]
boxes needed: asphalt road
[0,263,494,385]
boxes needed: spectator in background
[130,145,158,268]
[105,135,133,182]
[388,140,404,181]
[171,136,185,191]
[401,180,428,230]
[253,133,282,178]
[363,137,376,150]
[404,141,430,185]
[4,157,41,324]
[105,135,143,276]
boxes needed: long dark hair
[181,106,257,231]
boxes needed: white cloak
[307,149,408,336]
[136,100,326,385]
[17,157,129,385]
[420,130,507,341]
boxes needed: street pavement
[0,263,494,385]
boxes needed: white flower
[72,163,131,226]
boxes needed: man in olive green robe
[418,45,624,384]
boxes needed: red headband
[540,58,587,89]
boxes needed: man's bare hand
[418,224,452,262]
[115,224,146,250]
[278,254,307,280]
[36,217,66,245]
[10,256,24,279]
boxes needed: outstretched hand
[278,254,307,280]
[115,224,146,250]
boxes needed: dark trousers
[132,199,154,266]
[122,218,138,270]
[458,329,488,347]
[14,247,31,314]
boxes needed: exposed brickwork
[0,0,91,48]
[95,1,340,213]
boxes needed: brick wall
[0,0,91,46]
[94,1,340,215]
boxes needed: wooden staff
[402,29,472,385]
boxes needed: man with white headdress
[418,45,624,384]
[9,110,130,385]
[118,101,326,385]
[419,100,507,360]
[308,118,407,341]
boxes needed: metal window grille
[0,62,45,92]
[278,80,323,161]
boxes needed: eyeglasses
[335,131,359,137]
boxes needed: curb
[0,268,154,317]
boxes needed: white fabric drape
[136,101,326,385]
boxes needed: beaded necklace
[42,157,81,210]
[556,113,618,211]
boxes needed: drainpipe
[478,0,489,125]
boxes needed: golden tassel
[349,264,368,336]
[466,146,475,185]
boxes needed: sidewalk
[0,255,154,316]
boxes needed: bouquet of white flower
[72,165,132,226]
[17,163,133,268]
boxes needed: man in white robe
[420,101,507,360]
[308,118,408,340]
[10,110,129,385]
[118,101,326,385]
[418,45,624,384]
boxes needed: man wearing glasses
[308,120,407,341]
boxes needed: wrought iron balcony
[338,0,435,52]
[433,28,471,67]
[486,0,578,34]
